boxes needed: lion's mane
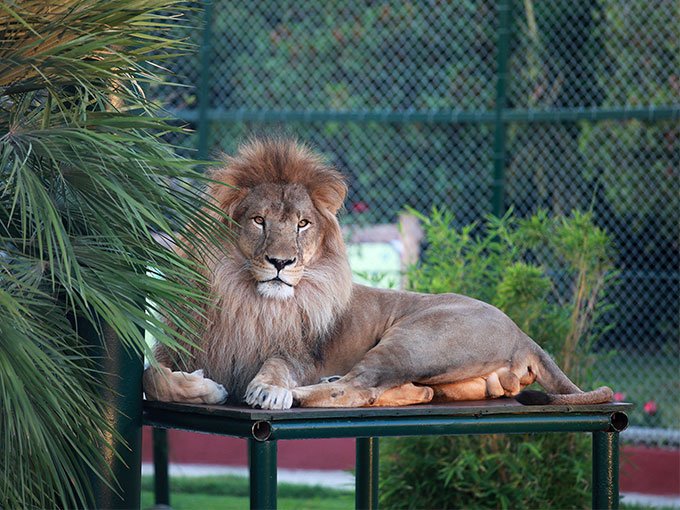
[171,139,353,402]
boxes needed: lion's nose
[266,256,296,271]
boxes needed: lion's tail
[516,386,614,405]
[516,349,613,405]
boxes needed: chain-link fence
[154,0,679,444]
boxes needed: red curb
[621,445,680,496]
[142,427,355,470]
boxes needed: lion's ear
[310,173,347,216]
[207,157,250,220]
[213,184,247,220]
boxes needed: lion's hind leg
[431,376,488,402]
[371,383,434,407]
[292,380,372,407]
[430,368,524,403]
[292,380,433,408]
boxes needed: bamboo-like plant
[381,209,615,509]
[0,2,227,507]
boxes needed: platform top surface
[143,398,633,423]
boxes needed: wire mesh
[208,2,498,111]
[154,0,679,443]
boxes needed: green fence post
[249,438,278,510]
[356,437,380,510]
[491,0,513,217]
[196,0,215,161]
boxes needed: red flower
[352,201,369,214]
[613,392,626,402]
[643,400,658,416]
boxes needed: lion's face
[234,182,323,300]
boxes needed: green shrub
[379,209,614,509]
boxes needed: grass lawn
[141,475,354,510]
[141,491,354,510]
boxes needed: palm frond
[1,1,227,507]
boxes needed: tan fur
[143,138,613,409]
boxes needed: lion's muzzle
[266,256,296,271]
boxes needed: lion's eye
[297,219,310,230]
[253,216,265,227]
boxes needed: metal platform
[143,398,632,509]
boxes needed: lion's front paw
[245,382,293,410]
[185,369,229,405]
[144,366,228,404]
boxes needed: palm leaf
[1,1,227,507]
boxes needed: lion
[143,138,613,410]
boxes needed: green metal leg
[153,427,170,506]
[592,431,620,510]
[356,437,379,510]
[248,439,277,510]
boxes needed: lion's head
[209,137,349,300]
[190,138,353,399]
